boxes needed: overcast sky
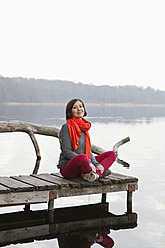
[0,0,165,91]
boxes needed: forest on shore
[1,76,165,105]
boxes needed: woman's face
[71,100,85,119]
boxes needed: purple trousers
[60,151,116,178]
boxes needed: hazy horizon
[1,0,165,91]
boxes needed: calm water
[0,105,165,247]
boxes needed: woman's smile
[72,100,85,119]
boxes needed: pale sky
[0,0,165,91]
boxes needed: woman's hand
[90,163,96,173]
[96,164,104,174]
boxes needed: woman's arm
[90,152,100,167]
[90,152,104,174]
[59,123,78,160]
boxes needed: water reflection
[0,103,164,247]
[1,104,165,126]
[0,203,137,247]
[58,230,114,248]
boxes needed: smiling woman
[66,99,87,120]
[70,100,85,119]
[57,99,117,182]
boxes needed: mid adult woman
[57,99,116,182]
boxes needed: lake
[0,104,165,247]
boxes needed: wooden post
[101,193,107,203]
[24,204,31,211]
[127,184,135,213]
[48,191,57,211]
[48,199,54,212]
[127,191,132,213]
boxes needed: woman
[57,99,116,182]
[58,230,114,248]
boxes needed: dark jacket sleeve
[59,123,78,160]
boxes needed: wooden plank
[110,172,138,183]
[53,214,137,235]
[0,191,49,207]
[0,177,34,192]
[0,210,47,231]
[0,172,138,209]
[98,173,138,185]
[51,173,81,187]
[102,174,124,184]
[0,203,137,231]
[98,177,113,185]
[11,175,59,191]
[0,184,11,194]
[57,181,138,198]
[53,173,101,187]
[33,173,81,188]
[112,172,138,180]
[0,225,50,245]
[53,172,138,187]
[107,175,121,184]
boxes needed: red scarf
[66,117,91,159]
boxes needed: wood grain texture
[0,172,138,209]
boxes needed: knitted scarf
[66,117,91,159]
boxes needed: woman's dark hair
[65,99,87,120]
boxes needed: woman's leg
[60,154,92,178]
[95,151,116,177]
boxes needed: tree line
[0,76,165,104]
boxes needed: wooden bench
[0,172,138,213]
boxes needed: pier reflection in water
[0,203,137,247]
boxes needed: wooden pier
[0,172,138,213]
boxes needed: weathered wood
[0,204,137,247]
[101,193,107,203]
[127,191,133,213]
[0,121,130,173]
[33,173,81,188]
[0,184,11,194]
[0,177,34,192]
[117,158,130,168]
[0,191,49,206]
[113,136,130,154]
[24,204,31,211]
[0,121,60,137]
[11,175,59,190]
[52,172,100,187]
[91,144,106,155]
[58,183,137,198]
[0,225,50,245]
[33,158,41,174]
[0,120,60,160]
[0,172,138,211]
[48,199,54,211]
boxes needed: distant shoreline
[2,102,165,107]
